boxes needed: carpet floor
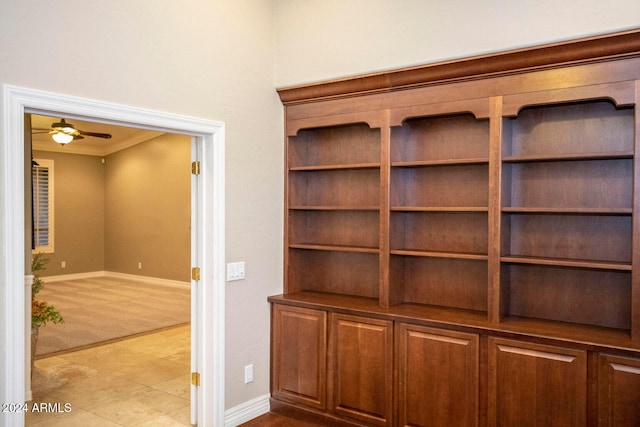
[35,276,190,357]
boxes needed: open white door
[190,130,227,426]
[190,137,202,425]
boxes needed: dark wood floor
[239,412,332,426]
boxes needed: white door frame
[1,85,225,427]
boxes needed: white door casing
[1,85,225,427]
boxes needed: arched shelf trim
[287,112,386,137]
[501,81,636,117]
[390,98,491,127]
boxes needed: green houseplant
[31,253,63,373]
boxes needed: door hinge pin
[192,267,201,281]
[191,372,200,386]
[191,161,201,175]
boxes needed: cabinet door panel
[598,353,640,427]
[488,338,587,427]
[330,313,393,426]
[396,324,479,427]
[272,304,327,410]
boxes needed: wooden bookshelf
[272,29,640,427]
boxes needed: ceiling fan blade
[31,131,51,135]
[77,130,112,139]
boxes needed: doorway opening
[2,85,225,426]
[28,114,192,425]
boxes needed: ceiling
[30,114,165,156]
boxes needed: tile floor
[26,325,192,426]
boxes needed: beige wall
[104,133,190,281]
[1,1,282,411]
[275,0,640,87]
[32,150,105,277]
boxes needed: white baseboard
[225,393,270,427]
[41,271,190,288]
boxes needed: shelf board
[502,151,633,163]
[392,206,488,212]
[391,158,489,167]
[497,315,633,350]
[502,207,632,215]
[391,249,488,260]
[501,255,632,271]
[289,243,380,254]
[289,162,381,171]
[268,291,639,352]
[289,205,380,211]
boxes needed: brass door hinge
[191,161,201,175]
[191,372,200,386]
[191,267,201,281]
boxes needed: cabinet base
[270,399,372,427]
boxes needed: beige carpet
[35,276,190,356]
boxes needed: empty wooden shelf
[271,29,640,426]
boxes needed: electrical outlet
[138,262,142,270]
[227,262,245,281]
[244,364,254,384]
[61,261,66,268]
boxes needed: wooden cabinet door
[597,353,640,427]
[488,337,587,427]
[396,323,479,427]
[329,313,393,426]
[271,304,327,410]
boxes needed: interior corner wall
[104,134,191,282]
[32,133,190,281]
[274,0,640,87]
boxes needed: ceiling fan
[33,118,112,145]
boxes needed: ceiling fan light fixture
[35,117,113,145]
[52,132,74,144]
[53,119,75,130]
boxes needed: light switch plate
[227,262,245,281]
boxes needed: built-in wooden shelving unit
[270,29,640,427]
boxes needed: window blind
[32,159,53,251]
